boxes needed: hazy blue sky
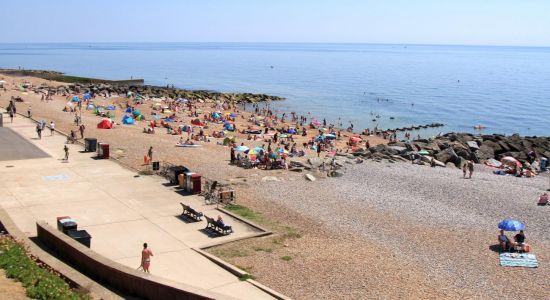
[2,0,549,46]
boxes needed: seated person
[178,137,184,145]
[216,215,233,231]
[498,230,510,252]
[184,138,194,145]
[513,230,526,251]
[538,192,548,205]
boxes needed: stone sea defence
[1,68,285,104]
[360,132,550,167]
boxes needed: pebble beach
[1,74,549,299]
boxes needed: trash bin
[152,161,160,171]
[178,173,185,188]
[84,138,97,152]
[59,219,77,234]
[191,174,202,194]
[169,166,189,185]
[97,143,110,159]
[184,172,195,192]
[56,216,71,231]
[67,230,91,248]
[0,113,3,127]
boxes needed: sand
[1,74,549,299]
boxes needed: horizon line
[1,41,549,49]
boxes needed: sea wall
[361,132,550,167]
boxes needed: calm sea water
[1,43,549,136]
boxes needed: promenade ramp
[0,114,278,299]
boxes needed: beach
[1,73,549,299]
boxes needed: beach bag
[524,244,531,253]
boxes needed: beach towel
[175,144,201,147]
[499,253,538,268]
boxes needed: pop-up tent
[106,105,116,110]
[122,115,135,125]
[97,119,113,129]
[72,96,79,102]
[191,119,205,126]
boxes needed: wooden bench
[180,203,203,221]
[205,216,233,235]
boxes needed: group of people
[498,230,529,253]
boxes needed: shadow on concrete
[175,214,201,224]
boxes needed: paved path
[0,113,275,299]
[0,127,49,161]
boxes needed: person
[467,160,474,178]
[498,230,510,252]
[148,146,153,163]
[216,215,233,233]
[79,124,86,139]
[63,145,69,161]
[317,142,321,157]
[36,123,42,139]
[141,243,153,273]
[9,110,14,123]
[538,192,549,206]
[230,147,236,164]
[430,157,436,167]
[49,121,55,136]
[462,163,467,178]
[513,230,526,252]
[27,106,32,118]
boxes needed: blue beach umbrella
[498,219,525,231]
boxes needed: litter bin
[170,166,189,185]
[59,219,77,234]
[0,113,3,127]
[97,143,110,159]
[184,172,195,192]
[56,216,71,231]
[84,138,97,152]
[152,161,160,171]
[191,174,202,194]
[178,173,185,188]
[67,230,91,248]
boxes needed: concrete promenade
[0,114,276,299]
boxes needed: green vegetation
[238,273,256,281]
[280,256,292,262]
[253,246,273,253]
[0,236,90,300]
[208,248,250,258]
[225,204,263,223]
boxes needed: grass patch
[283,226,302,239]
[238,273,256,281]
[280,255,292,261]
[253,246,273,253]
[225,204,263,223]
[0,236,90,299]
[208,248,249,258]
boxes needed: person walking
[148,146,154,163]
[63,145,69,161]
[27,106,32,118]
[79,124,86,139]
[140,243,153,273]
[36,123,42,139]
[467,160,474,179]
[49,121,55,136]
[9,110,14,123]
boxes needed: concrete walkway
[0,114,276,299]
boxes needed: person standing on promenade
[63,145,69,161]
[141,243,153,273]
[27,106,32,118]
[9,110,14,123]
[148,146,154,163]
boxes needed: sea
[1,43,549,137]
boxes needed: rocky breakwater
[31,82,285,104]
[358,132,550,168]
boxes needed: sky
[1,0,549,46]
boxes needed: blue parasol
[498,219,525,231]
